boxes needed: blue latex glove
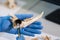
[0,14,43,40]
[16,35,25,40]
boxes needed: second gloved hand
[0,13,43,37]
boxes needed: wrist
[0,17,3,32]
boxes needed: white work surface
[0,1,60,40]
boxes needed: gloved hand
[16,35,25,40]
[0,14,43,40]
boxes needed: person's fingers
[20,28,35,36]
[9,28,35,37]
[24,28,41,34]
[32,21,41,25]
[16,35,25,40]
[9,28,17,34]
[15,14,33,20]
[26,24,43,30]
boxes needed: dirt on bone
[13,19,22,28]
[15,19,22,25]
